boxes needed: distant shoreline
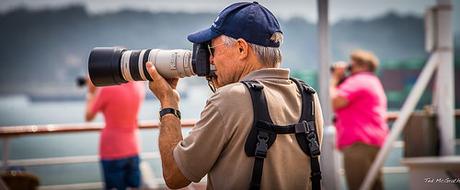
[0,93,179,103]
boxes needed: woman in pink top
[85,79,145,190]
[330,50,388,190]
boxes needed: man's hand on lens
[146,62,180,109]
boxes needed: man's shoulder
[206,82,250,107]
[213,82,247,97]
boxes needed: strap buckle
[295,121,315,134]
[297,121,320,157]
[255,132,269,158]
[248,82,264,90]
[307,133,320,157]
[310,171,322,180]
[294,121,307,134]
[305,85,316,94]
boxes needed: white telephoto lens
[148,49,194,79]
[121,50,134,81]
[138,49,148,81]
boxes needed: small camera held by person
[330,61,351,86]
[76,76,86,88]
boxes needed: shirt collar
[240,68,290,81]
[352,71,374,76]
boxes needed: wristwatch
[159,108,181,120]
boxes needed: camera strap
[206,76,217,93]
[241,78,321,190]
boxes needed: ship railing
[0,111,459,189]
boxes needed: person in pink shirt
[85,78,145,190]
[330,50,388,190]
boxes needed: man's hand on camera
[146,62,190,188]
[146,62,180,110]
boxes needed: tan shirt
[174,68,324,190]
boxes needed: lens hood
[88,47,127,86]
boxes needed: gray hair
[221,33,283,68]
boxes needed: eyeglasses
[207,42,226,57]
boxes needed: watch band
[159,108,181,120]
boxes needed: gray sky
[0,0,445,23]
[2,0,460,33]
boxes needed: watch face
[159,108,181,120]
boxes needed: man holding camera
[146,2,323,189]
[329,50,388,190]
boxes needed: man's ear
[236,38,249,59]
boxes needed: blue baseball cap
[187,1,282,47]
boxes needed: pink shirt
[335,72,388,150]
[91,82,145,159]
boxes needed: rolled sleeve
[337,78,361,102]
[173,101,228,182]
[91,89,108,113]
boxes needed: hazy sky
[0,0,449,23]
[0,0,458,95]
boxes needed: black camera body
[76,76,86,87]
[330,63,352,86]
[191,43,214,77]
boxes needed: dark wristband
[159,108,181,120]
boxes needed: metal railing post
[433,0,455,156]
[2,138,10,171]
[317,0,339,188]
[320,126,341,190]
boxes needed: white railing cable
[2,138,9,171]
[0,152,160,167]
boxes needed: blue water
[0,85,211,126]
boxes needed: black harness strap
[241,81,273,190]
[243,81,272,123]
[291,78,322,190]
[242,79,321,190]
